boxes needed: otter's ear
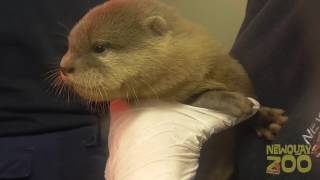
[144,16,168,36]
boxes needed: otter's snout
[60,53,75,76]
[60,66,75,76]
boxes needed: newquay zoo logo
[266,144,312,175]
[266,112,320,175]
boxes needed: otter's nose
[60,66,75,76]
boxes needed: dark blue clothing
[231,0,320,179]
[0,0,104,136]
[0,123,107,180]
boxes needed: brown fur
[61,0,252,102]
[59,0,287,179]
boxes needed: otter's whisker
[45,71,60,82]
[57,21,71,33]
[131,78,142,105]
[98,88,104,101]
[45,70,67,98]
[53,32,69,41]
[100,84,111,111]
[131,86,139,105]
[123,83,134,104]
[57,81,68,98]
[139,79,160,100]
[43,68,59,75]
[66,87,71,104]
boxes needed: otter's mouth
[71,82,103,92]
[58,74,109,102]
[71,83,110,102]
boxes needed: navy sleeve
[0,0,105,136]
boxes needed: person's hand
[105,99,260,180]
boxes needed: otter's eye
[92,44,107,53]
[92,42,113,54]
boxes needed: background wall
[161,0,247,51]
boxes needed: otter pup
[57,0,287,179]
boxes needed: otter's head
[59,0,210,102]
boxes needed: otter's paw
[255,107,288,140]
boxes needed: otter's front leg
[191,90,256,120]
[190,90,288,140]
